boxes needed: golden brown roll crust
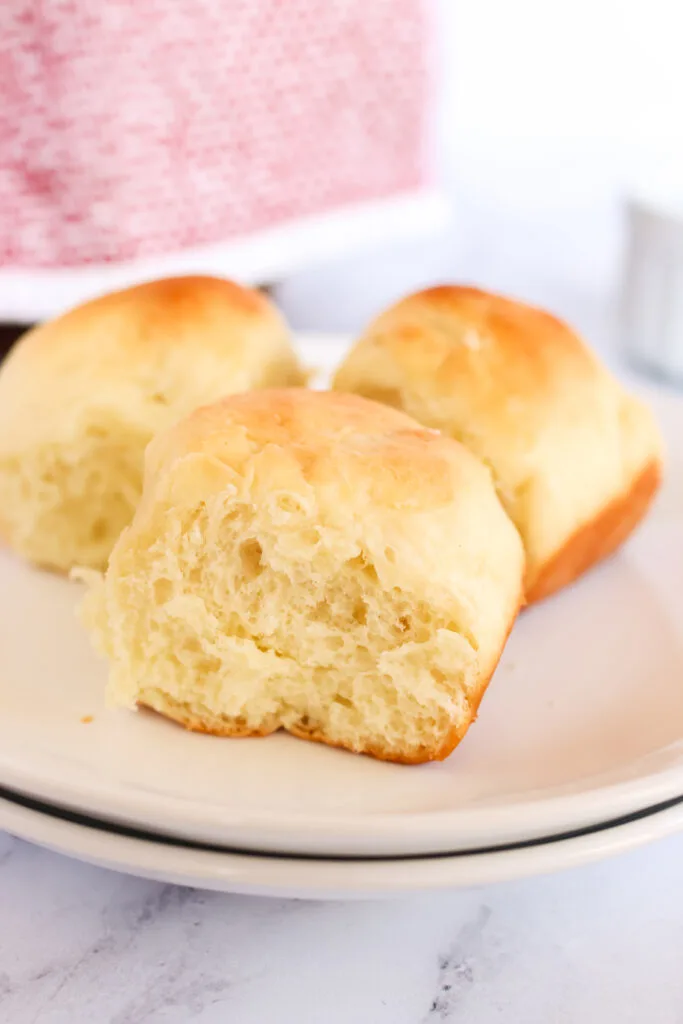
[333,285,664,601]
[525,459,661,603]
[0,276,304,571]
[82,389,524,763]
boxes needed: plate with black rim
[2,785,683,898]
[0,337,682,859]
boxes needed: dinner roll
[81,389,524,764]
[333,286,663,602]
[0,276,304,572]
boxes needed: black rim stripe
[1,784,683,863]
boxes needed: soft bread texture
[333,286,664,602]
[81,389,524,763]
[0,276,304,572]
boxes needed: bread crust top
[0,276,304,452]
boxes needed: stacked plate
[1,338,683,899]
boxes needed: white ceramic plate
[0,337,682,858]
[2,789,683,899]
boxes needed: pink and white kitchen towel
[0,0,445,320]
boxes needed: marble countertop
[2,830,683,1023]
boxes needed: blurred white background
[277,0,682,352]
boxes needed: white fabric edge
[0,188,451,322]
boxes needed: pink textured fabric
[0,0,428,269]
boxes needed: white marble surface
[2,829,683,1023]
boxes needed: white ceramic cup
[620,192,683,384]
